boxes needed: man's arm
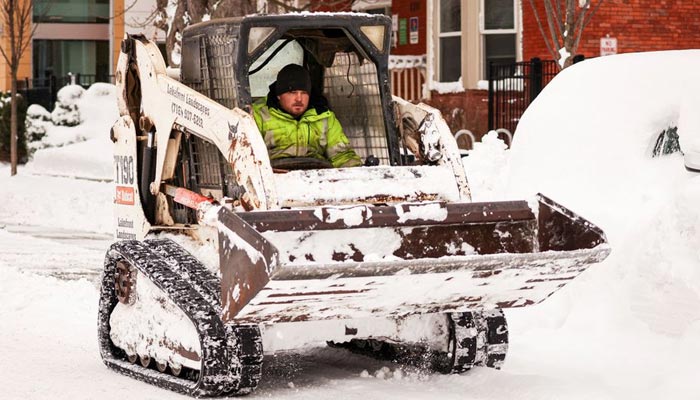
[325,113,362,168]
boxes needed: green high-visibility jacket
[252,96,362,168]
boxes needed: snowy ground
[2,51,699,399]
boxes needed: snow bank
[502,50,700,398]
[1,51,699,399]
[26,83,118,180]
[507,50,700,235]
[0,164,112,233]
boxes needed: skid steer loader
[98,13,610,397]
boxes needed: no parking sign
[600,37,617,56]
[409,17,419,44]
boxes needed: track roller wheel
[139,354,151,368]
[156,360,168,373]
[127,353,138,364]
[170,363,182,377]
[115,260,135,305]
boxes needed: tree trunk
[10,74,17,176]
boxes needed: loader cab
[181,14,402,166]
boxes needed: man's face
[277,90,310,117]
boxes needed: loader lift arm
[114,34,278,212]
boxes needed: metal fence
[16,73,115,111]
[487,58,560,135]
[390,66,425,103]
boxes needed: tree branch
[527,0,560,64]
[582,0,606,31]
[543,0,562,53]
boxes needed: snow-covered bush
[25,104,53,155]
[650,126,681,157]
[25,104,51,141]
[85,82,116,98]
[51,85,85,127]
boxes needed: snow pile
[461,131,510,201]
[428,77,465,94]
[26,83,118,180]
[2,51,700,399]
[500,50,700,398]
[506,50,700,233]
[0,165,112,233]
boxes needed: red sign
[115,186,135,205]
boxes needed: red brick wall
[309,0,353,12]
[391,0,427,55]
[523,0,700,61]
[308,1,426,55]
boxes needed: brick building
[345,0,700,143]
[0,0,162,92]
[3,0,699,137]
[523,0,700,61]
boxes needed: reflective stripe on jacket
[252,97,361,168]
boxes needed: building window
[363,7,391,15]
[438,0,461,82]
[352,1,391,15]
[33,40,109,79]
[481,0,517,77]
[34,0,110,24]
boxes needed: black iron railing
[487,58,560,136]
[15,73,115,111]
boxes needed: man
[252,64,362,168]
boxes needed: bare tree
[0,0,37,176]
[153,0,360,67]
[152,0,258,67]
[527,0,605,69]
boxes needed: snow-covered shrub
[79,83,118,129]
[651,126,681,157]
[25,104,53,155]
[51,85,85,127]
[25,104,51,142]
[85,82,115,97]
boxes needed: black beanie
[275,64,311,96]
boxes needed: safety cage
[180,14,407,167]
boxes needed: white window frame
[479,0,518,34]
[479,0,520,80]
[437,0,462,82]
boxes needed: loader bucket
[216,194,610,323]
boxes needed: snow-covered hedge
[85,82,116,97]
[25,104,52,155]
[51,85,85,127]
[26,105,51,141]
[24,83,118,163]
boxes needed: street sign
[600,37,617,56]
[409,17,419,44]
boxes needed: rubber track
[331,310,508,374]
[98,239,262,397]
[449,309,508,372]
[144,239,222,310]
[144,239,263,394]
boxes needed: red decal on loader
[116,186,135,205]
